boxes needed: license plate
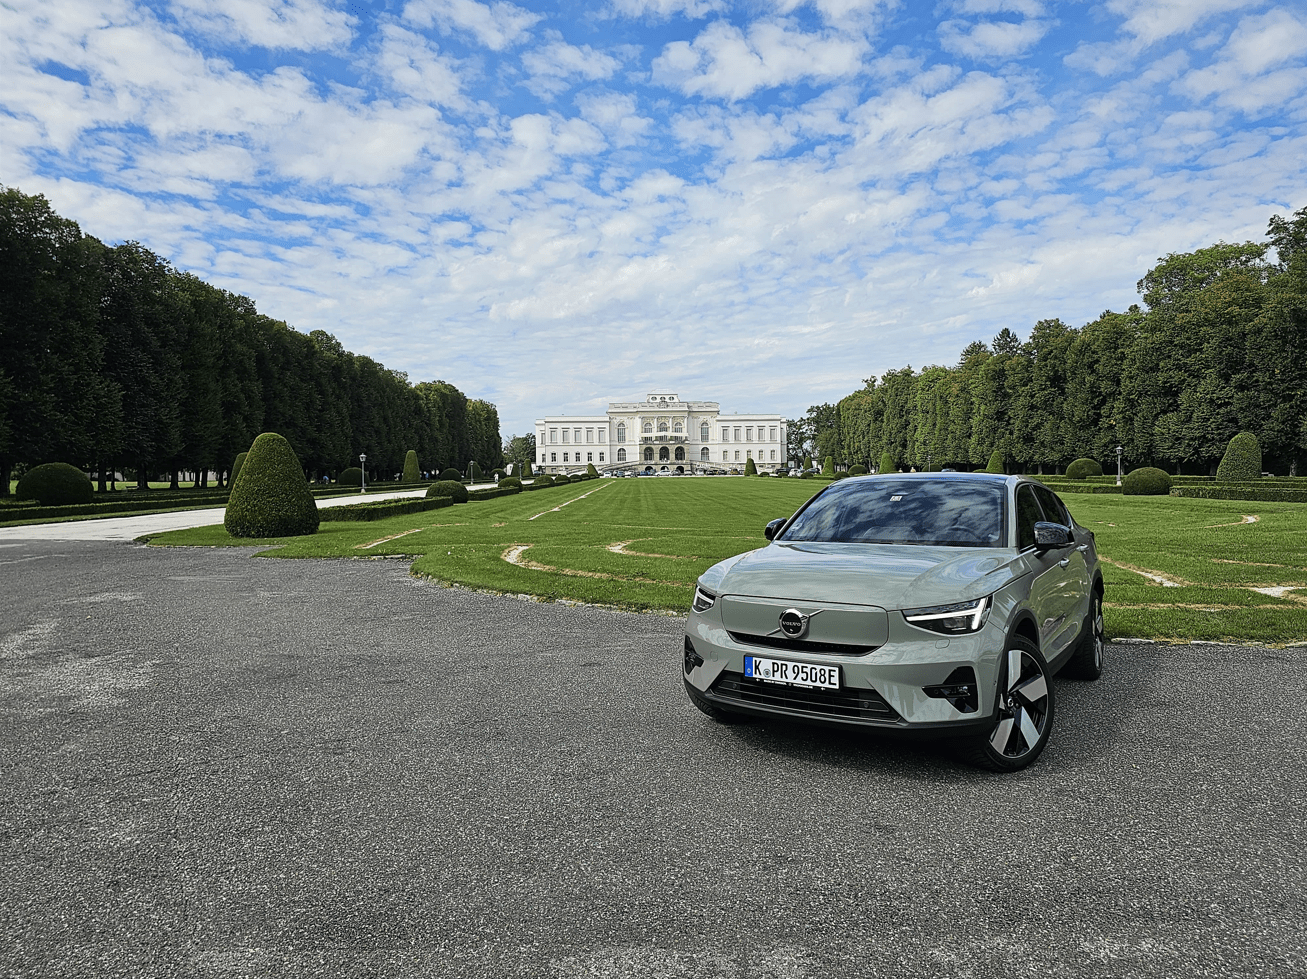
[744,656,840,690]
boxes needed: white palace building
[535,392,787,475]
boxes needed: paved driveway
[1,541,1303,978]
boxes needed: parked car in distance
[682,473,1104,771]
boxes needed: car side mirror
[764,518,787,541]
[1033,521,1072,550]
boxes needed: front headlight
[692,585,716,613]
[903,596,991,635]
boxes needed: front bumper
[683,602,1007,732]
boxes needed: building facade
[535,393,787,474]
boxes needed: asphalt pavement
[1,540,1304,978]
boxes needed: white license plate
[744,656,840,689]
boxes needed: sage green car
[682,473,1104,771]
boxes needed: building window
[734,427,741,441]
[659,446,670,461]
[701,423,709,441]
[617,448,625,461]
[550,429,558,443]
[769,427,777,441]
[658,421,668,432]
[675,446,685,461]
[586,429,594,443]
[747,450,752,459]
[617,424,625,443]
[563,452,569,462]
[770,450,777,461]
[574,428,581,443]
[540,452,546,462]
[551,453,557,462]
[562,429,569,443]
[701,447,709,461]
[734,451,740,461]
[599,428,606,441]
[673,421,682,433]
[721,428,729,441]
[722,450,729,461]
[745,427,752,441]
[599,452,604,462]
[644,448,654,461]
[587,452,593,462]
[644,422,653,434]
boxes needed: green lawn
[145,477,1307,644]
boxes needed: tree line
[796,206,1307,477]
[0,187,503,493]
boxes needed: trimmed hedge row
[468,486,522,501]
[319,497,453,521]
[1169,486,1307,503]
[1036,483,1123,494]
[0,494,232,523]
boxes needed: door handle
[1058,558,1070,568]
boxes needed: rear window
[781,478,1006,547]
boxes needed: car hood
[714,541,1021,610]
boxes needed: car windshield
[780,478,1006,547]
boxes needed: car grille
[727,631,877,656]
[711,671,900,722]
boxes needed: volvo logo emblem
[777,608,818,639]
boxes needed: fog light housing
[683,637,704,674]
[923,666,978,713]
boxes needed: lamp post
[1115,446,1123,486]
[359,453,367,493]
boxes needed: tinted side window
[1016,485,1042,550]
[1033,485,1070,526]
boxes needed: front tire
[963,637,1054,772]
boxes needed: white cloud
[167,0,354,50]
[576,91,653,146]
[522,35,622,97]
[607,0,726,19]
[372,24,468,108]
[652,20,867,100]
[938,18,1051,58]
[402,0,541,50]
[1105,0,1265,46]
[1176,9,1307,112]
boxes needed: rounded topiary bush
[847,464,867,476]
[1217,432,1262,481]
[499,476,522,489]
[224,433,319,538]
[338,467,363,487]
[984,449,1006,474]
[800,471,813,479]
[438,467,463,483]
[426,479,469,504]
[831,471,849,481]
[402,450,420,483]
[878,451,896,474]
[230,451,248,486]
[1065,458,1103,480]
[555,474,572,484]
[773,469,788,478]
[15,463,93,505]
[532,475,553,486]
[1122,467,1172,496]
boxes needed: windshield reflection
[781,478,1006,547]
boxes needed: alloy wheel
[990,647,1051,758]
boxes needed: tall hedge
[230,451,248,486]
[878,451,896,474]
[402,450,420,483]
[1065,458,1103,480]
[15,463,93,505]
[224,433,319,538]
[1216,432,1262,482]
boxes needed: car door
[1016,483,1077,657]
[1032,483,1092,649]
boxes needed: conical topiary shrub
[984,449,1005,474]
[522,459,533,479]
[802,455,812,470]
[821,457,834,476]
[586,462,599,477]
[230,451,248,486]
[879,451,896,474]
[402,450,420,483]
[15,463,93,505]
[1216,432,1261,481]
[224,433,319,538]
[744,457,757,476]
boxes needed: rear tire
[962,637,1054,772]
[1062,588,1104,681]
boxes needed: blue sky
[3,0,1305,438]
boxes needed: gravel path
[1,541,1304,978]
